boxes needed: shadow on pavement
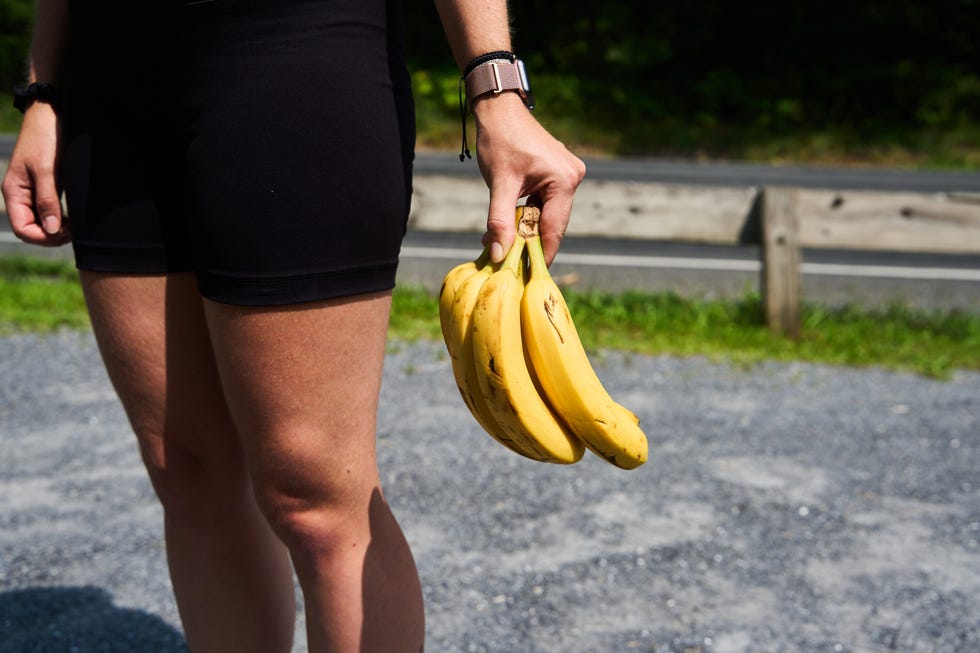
[0,586,187,653]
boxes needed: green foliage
[0,91,22,131]
[3,1,978,163]
[405,0,980,162]
[0,0,31,88]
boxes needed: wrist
[471,90,530,122]
[463,56,534,111]
[456,51,535,162]
[13,82,61,114]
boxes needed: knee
[251,475,375,572]
[134,420,249,524]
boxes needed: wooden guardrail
[758,186,980,337]
[2,158,978,338]
[409,175,980,338]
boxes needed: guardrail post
[761,186,802,340]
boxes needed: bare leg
[80,272,296,652]
[202,290,425,653]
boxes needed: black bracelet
[462,50,515,78]
[13,82,61,114]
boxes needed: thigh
[80,272,242,475]
[201,290,393,509]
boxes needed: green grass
[0,256,89,334]
[3,255,978,379]
[388,283,979,379]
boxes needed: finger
[538,192,574,266]
[3,171,45,244]
[483,180,523,263]
[6,202,53,245]
[32,171,65,236]
[3,184,69,247]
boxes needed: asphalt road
[2,331,978,652]
[5,134,980,191]
[415,150,980,194]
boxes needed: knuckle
[485,215,511,232]
[34,161,56,176]
[36,196,59,211]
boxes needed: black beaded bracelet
[462,50,515,78]
[13,82,61,113]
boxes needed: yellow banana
[470,235,585,464]
[437,210,546,460]
[521,233,648,469]
[445,259,547,460]
[439,246,490,353]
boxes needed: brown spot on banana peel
[599,451,620,466]
[543,294,565,344]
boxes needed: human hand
[472,92,585,265]
[1,103,70,246]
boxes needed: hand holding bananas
[438,203,648,469]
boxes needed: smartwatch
[464,59,535,110]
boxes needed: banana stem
[474,245,492,269]
[526,235,549,281]
[501,235,526,276]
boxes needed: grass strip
[0,256,89,334]
[563,289,980,379]
[391,285,980,379]
[3,255,977,379]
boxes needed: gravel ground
[1,330,978,653]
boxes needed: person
[2,0,585,651]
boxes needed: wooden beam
[795,189,980,254]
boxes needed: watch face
[516,60,531,93]
[515,60,534,110]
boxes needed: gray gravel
[1,330,978,653]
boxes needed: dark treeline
[2,1,977,148]
[405,0,979,144]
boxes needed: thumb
[33,175,64,236]
[483,183,522,263]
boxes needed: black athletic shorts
[59,0,416,306]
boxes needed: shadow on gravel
[0,586,187,652]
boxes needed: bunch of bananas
[438,203,648,469]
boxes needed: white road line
[399,245,980,282]
[801,262,980,281]
[2,235,976,282]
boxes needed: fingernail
[42,215,59,235]
[490,241,504,263]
